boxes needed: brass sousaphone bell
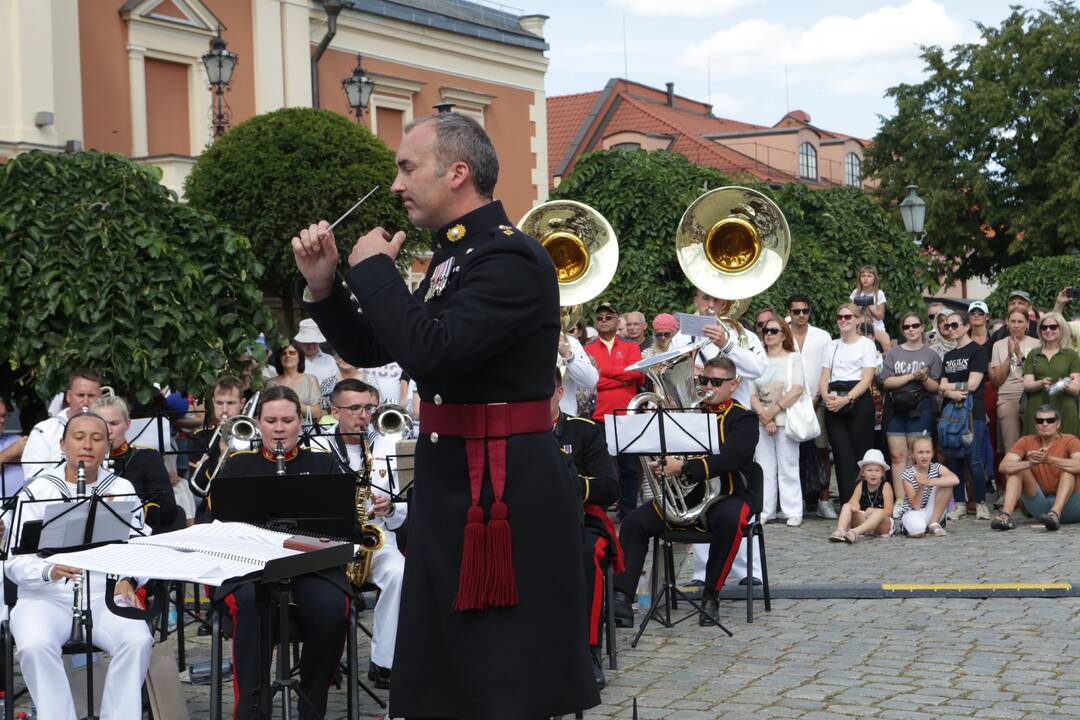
[519,200,619,333]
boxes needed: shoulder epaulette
[132,444,154,451]
[307,446,330,454]
[567,416,596,426]
[229,449,258,457]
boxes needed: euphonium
[344,435,386,589]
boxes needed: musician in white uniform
[4,412,151,720]
[671,290,768,587]
[311,378,405,689]
[558,333,598,416]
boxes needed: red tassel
[486,499,518,607]
[453,505,489,611]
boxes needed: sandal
[828,529,846,543]
[1039,510,1060,531]
[929,522,947,537]
[843,529,857,544]
[991,512,1015,531]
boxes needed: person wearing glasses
[819,303,878,508]
[786,294,835,518]
[640,314,678,361]
[995,405,1080,530]
[311,378,404,690]
[939,311,991,521]
[750,317,805,526]
[881,312,942,512]
[612,357,759,628]
[754,308,777,338]
[1022,312,1080,437]
[989,309,1041,480]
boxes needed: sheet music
[675,313,717,338]
[39,500,139,549]
[604,411,719,456]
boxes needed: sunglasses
[1034,417,1059,425]
[944,322,961,330]
[762,327,782,335]
[902,322,922,330]
[790,308,810,316]
[836,314,855,321]
[595,314,618,322]
[700,376,736,387]
[654,332,673,339]
[1040,324,1059,332]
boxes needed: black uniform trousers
[614,495,751,596]
[824,393,875,505]
[224,573,349,720]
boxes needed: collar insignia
[447,224,466,243]
[499,224,514,236]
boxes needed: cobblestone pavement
[16,511,1075,718]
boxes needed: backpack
[937,395,973,451]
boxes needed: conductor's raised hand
[348,227,407,267]
[292,221,339,301]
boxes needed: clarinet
[275,441,286,476]
[68,461,88,644]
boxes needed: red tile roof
[547,91,601,183]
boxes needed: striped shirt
[898,462,940,514]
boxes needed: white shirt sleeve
[20,421,61,480]
[726,332,767,382]
[563,335,598,392]
[859,338,878,369]
[6,490,53,587]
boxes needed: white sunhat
[294,318,327,344]
[857,448,889,471]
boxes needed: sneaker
[1039,510,1061,531]
[991,512,1015,531]
[929,522,947,537]
[828,529,846,543]
[786,516,803,527]
[975,503,991,520]
[843,529,857,544]
[816,500,838,519]
[946,505,967,521]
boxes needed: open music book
[44,521,309,587]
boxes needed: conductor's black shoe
[738,576,762,586]
[613,590,634,628]
[590,646,606,691]
[699,589,719,627]
[368,661,391,690]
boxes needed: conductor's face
[258,399,301,454]
[392,122,453,231]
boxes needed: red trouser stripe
[715,502,751,592]
[223,592,241,720]
[588,536,609,646]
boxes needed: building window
[611,142,641,151]
[798,142,817,181]
[844,152,861,187]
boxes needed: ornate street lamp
[899,184,927,244]
[434,101,455,114]
[342,55,375,121]
[202,28,238,138]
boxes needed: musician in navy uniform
[213,385,348,720]
[551,370,622,691]
[612,356,760,626]
[292,112,598,719]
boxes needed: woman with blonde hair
[989,308,1040,452]
[1022,311,1080,436]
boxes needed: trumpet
[68,461,88,645]
[190,392,261,497]
[372,403,413,438]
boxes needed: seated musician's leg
[367,545,404,685]
[223,583,263,720]
[700,497,752,625]
[91,593,153,720]
[291,574,349,720]
[10,594,77,720]
[582,527,608,689]
[612,503,664,627]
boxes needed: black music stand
[212,472,357,720]
[608,408,733,644]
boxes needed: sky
[530,0,1050,139]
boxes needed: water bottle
[637,563,651,611]
[1048,377,1072,396]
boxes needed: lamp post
[899,184,927,245]
[434,101,455,114]
[342,55,375,122]
[202,29,237,138]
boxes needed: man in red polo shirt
[586,300,645,517]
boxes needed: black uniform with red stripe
[554,412,623,647]
[108,442,184,532]
[213,446,350,720]
[614,401,759,597]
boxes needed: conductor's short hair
[406,113,499,199]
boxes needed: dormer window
[798,142,817,181]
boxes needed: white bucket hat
[857,448,888,471]
[294,318,327,344]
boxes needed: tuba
[627,186,790,527]
[519,200,618,374]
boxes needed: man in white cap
[295,318,339,398]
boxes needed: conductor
[291,113,598,719]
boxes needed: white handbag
[784,353,821,443]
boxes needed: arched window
[611,142,642,151]
[798,142,817,181]
[844,153,861,187]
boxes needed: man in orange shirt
[995,404,1080,530]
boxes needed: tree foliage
[551,149,927,329]
[984,255,1080,317]
[0,150,276,405]
[865,1,1080,282]
[184,108,422,327]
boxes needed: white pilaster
[529,88,548,205]
[280,0,311,108]
[251,0,285,112]
[128,44,149,156]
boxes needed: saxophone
[344,434,385,588]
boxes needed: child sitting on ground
[896,434,959,537]
[829,449,894,543]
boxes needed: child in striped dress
[897,435,959,537]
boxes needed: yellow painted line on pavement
[882,582,1072,591]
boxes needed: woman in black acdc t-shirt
[939,311,990,521]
